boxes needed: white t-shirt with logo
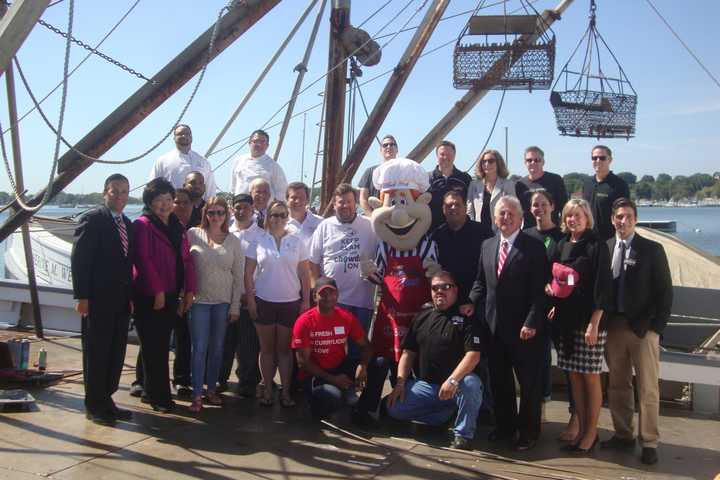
[309,215,377,309]
[247,230,308,303]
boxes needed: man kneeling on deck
[385,270,484,450]
[292,277,389,426]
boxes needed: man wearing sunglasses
[515,146,568,228]
[358,134,398,216]
[582,145,630,241]
[385,270,483,450]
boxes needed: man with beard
[150,124,217,199]
[184,171,207,228]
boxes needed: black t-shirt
[432,218,492,304]
[428,166,473,232]
[524,225,564,261]
[188,199,206,228]
[515,172,568,228]
[401,304,482,385]
[582,171,630,241]
[358,165,380,200]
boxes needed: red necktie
[497,240,508,277]
[115,216,128,256]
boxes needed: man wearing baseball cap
[292,277,389,426]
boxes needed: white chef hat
[372,157,429,193]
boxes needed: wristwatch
[448,377,459,387]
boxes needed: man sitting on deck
[292,277,389,427]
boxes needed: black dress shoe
[351,410,379,430]
[175,385,193,398]
[514,437,537,451]
[150,401,175,414]
[600,435,636,451]
[111,406,133,421]
[451,436,472,450]
[641,447,658,465]
[129,383,144,398]
[86,411,116,426]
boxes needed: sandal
[280,396,296,408]
[259,388,274,407]
[205,392,223,406]
[189,397,203,413]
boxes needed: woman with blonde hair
[245,200,311,407]
[187,196,244,412]
[546,198,612,454]
[467,149,516,234]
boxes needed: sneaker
[641,447,658,465]
[600,435,637,451]
[129,383,143,398]
[450,436,472,450]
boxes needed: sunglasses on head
[268,212,288,219]
[591,155,608,161]
[206,210,226,217]
[431,283,456,292]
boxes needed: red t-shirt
[292,306,365,379]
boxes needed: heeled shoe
[189,397,203,413]
[571,435,599,454]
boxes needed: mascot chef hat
[372,157,429,193]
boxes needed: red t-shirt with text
[291,306,365,378]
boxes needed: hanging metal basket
[453,10,556,91]
[549,1,637,138]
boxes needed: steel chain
[38,18,156,84]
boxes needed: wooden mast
[1,1,44,338]
[330,0,449,201]
[0,0,50,76]
[319,0,350,212]
[0,0,282,243]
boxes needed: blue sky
[1,0,718,195]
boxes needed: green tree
[640,175,655,183]
[634,182,653,199]
[563,172,590,196]
[657,173,672,183]
[617,171,637,185]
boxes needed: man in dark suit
[601,198,672,465]
[71,174,134,426]
[463,196,549,450]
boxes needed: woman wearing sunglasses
[245,200,311,407]
[467,149,516,236]
[186,197,244,412]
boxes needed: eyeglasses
[481,158,496,165]
[207,210,226,217]
[525,157,542,164]
[431,283,456,292]
[381,142,397,148]
[591,155,608,161]
[268,212,288,219]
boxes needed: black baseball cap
[232,193,253,206]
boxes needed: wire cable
[465,90,506,174]
[644,0,720,90]
[2,0,142,136]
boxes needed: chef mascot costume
[362,157,440,366]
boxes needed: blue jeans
[189,303,229,397]
[387,375,484,440]
[338,304,373,361]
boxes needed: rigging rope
[12,0,232,166]
[1,0,142,136]
[465,89,507,174]
[644,0,720,90]
[0,0,75,212]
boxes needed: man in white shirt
[229,129,288,200]
[309,184,377,358]
[150,124,217,199]
[286,181,323,250]
[222,193,264,397]
[249,178,271,228]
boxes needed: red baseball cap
[550,263,579,299]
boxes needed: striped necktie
[497,240,508,277]
[115,215,128,256]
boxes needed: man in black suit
[71,174,134,426]
[601,198,672,465]
[463,196,549,450]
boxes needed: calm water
[0,206,718,279]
